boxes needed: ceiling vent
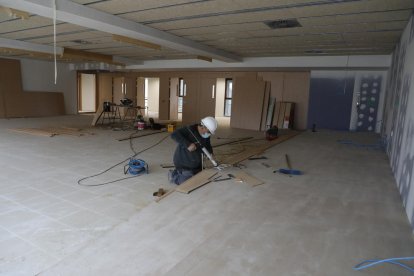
[305,49,325,54]
[72,39,91,45]
[264,19,301,29]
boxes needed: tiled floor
[1,115,413,275]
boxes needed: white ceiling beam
[0,0,242,62]
[0,37,64,55]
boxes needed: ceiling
[0,0,413,65]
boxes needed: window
[178,78,186,113]
[224,78,232,117]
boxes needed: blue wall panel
[307,77,354,130]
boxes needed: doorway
[78,73,96,113]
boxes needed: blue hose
[124,158,148,175]
[353,256,414,272]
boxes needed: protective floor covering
[0,115,413,275]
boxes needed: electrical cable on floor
[77,132,170,186]
[353,256,414,273]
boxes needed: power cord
[77,132,170,186]
[353,256,414,272]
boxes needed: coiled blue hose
[353,256,414,272]
[124,158,148,175]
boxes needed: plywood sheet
[230,77,266,131]
[158,76,170,120]
[283,72,310,130]
[233,171,264,187]
[260,81,271,131]
[175,169,218,194]
[169,77,179,120]
[136,77,145,108]
[181,76,199,125]
[198,77,216,120]
[221,130,301,165]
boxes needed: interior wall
[0,57,65,118]
[20,58,76,114]
[349,71,388,132]
[308,71,356,130]
[381,14,414,231]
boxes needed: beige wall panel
[169,77,179,121]
[258,72,284,100]
[283,72,310,130]
[230,77,265,131]
[136,77,145,108]
[97,74,112,106]
[198,78,216,120]
[124,77,137,105]
[158,76,170,120]
[0,58,65,118]
[112,77,124,106]
[181,77,199,125]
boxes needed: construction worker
[169,116,218,185]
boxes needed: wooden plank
[8,128,56,137]
[117,130,165,141]
[175,169,218,194]
[212,136,253,147]
[260,81,271,131]
[233,171,264,187]
[222,131,301,165]
[155,189,175,203]
[277,102,286,129]
[221,147,264,165]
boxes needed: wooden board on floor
[8,127,94,137]
[233,171,264,187]
[175,169,218,194]
[117,130,166,141]
[8,128,57,137]
[221,130,300,165]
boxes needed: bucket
[167,124,176,133]
[137,121,145,130]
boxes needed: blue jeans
[168,169,195,185]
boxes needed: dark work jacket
[171,124,213,172]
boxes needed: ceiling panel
[0,0,412,63]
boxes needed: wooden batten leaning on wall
[0,58,65,118]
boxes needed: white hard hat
[201,116,218,134]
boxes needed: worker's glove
[187,143,197,152]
